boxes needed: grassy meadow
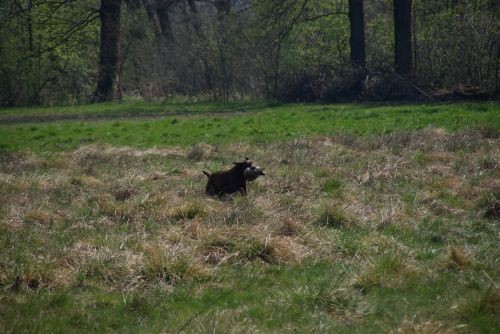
[0,102,499,333]
[0,102,498,152]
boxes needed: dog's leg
[206,181,216,196]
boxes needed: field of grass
[0,100,274,118]
[0,102,499,333]
[0,102,498,152]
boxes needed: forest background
[1,0,498,107]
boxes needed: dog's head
[233,157,265,181]
[244,165,265,181]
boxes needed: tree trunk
[394,0,412,76]
[348,0,366,68]
[214,0,232,100]
[214,0,231,18]
[155,0,176,46]
[412,1,417,75]
[93,0,122,103]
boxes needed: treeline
[0,0,498,106]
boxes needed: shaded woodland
[0,0,498,106]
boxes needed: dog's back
[204,169,246,196]
[203,159,254,196]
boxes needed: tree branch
[22,9,100,61]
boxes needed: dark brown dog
[203,158,264,196]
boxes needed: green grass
[3,260,495,332]
[0,102,498,152]
[0,264,349,332]
[0,100,275,118]
[0,101,499,333]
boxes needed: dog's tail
[202,170,211,178]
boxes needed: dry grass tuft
[235,237,278,264]
[11,272,44,290]
[321,288,368,325]
[50,267,77,288]
[261,236,306,264]
[445,129,490,152]
[275,217,302,236]
[183,219,206,239]
[141,243,204,284]
[352,253,418,292]
[393,318,455,333]
[187,143,218,160]
[1,262,56,291]
[170,201,206,221]
[198,233,305,265]
[23,209,56,225]
[190,308,259,333]
[478,288,500,316]
[457,287,500,329]
[72,144,185,163]
[316,205,354,229]
[68,241,144,290]
[199,238,237,265]
[113,187,136,201]
[358,234,412,257]
[88,194,134,224]
[70,174,103,188]
[444,245,472,270]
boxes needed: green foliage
[0,1,99,106]
[1,0,497,106]
[283,2,350,71]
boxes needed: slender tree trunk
[214,0,231,18]
[273,37,282,99]
[155,0,176,46]
[141,0,162,39]
[394,0,413,76]
[348,0,366,68]
[187,0,213,92]
[93,0,122,103]
[27,0,33,51]
[412,1,418,76]
[214,0,232,100]
[495,46,499,93]
[27,0,35,104]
